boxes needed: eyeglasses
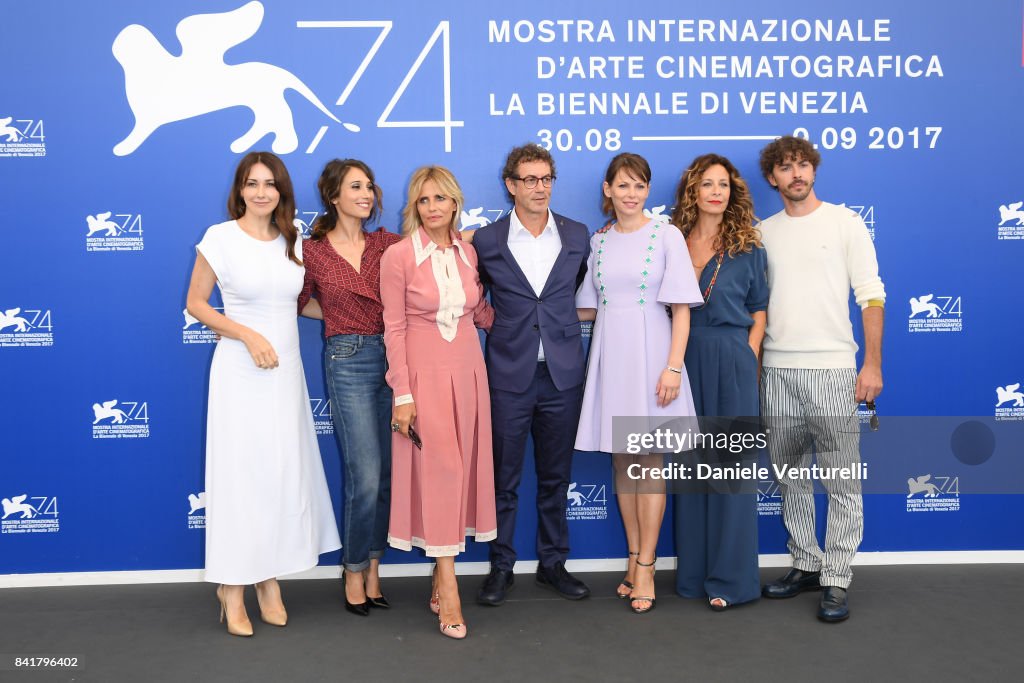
[850,400,879,431]
[510,175,555,189]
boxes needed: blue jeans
[325,334,393,572]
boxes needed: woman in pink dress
[380,166,496,640]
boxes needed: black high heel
[364,566,389,608]
[366,594,390,609]
[343,570,370,617]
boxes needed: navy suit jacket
[474,212,590,394]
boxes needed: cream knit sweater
[759,201,885,369]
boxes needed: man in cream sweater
[757,136,885,623]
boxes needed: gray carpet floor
[1,565,1019,683]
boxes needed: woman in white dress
[186,152,341,636]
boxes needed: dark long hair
[310,158,383,241]
[227,151,301,265]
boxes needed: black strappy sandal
[616,551,639,599]
[629,557,657,614]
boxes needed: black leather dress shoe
[761,568,822,599]
[477,568,515,606]
[817,587,849,622]
[536,562,590,600]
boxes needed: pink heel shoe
[435,582,467,640]
[438,618,467,640]
[429,591,440,615]
[429,565,440,614]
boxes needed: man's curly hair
[758,135,821,190]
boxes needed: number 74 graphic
[297,20,464,152]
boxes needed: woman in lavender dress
[575,153,703,614]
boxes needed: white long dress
[198,220,340,585]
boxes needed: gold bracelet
[666,365,682,374]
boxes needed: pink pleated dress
[379,229,497,557]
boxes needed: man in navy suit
[473,143,591,605]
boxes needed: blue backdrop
[3,0,1023,575]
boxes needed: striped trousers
[761,367,862,589]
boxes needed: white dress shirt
[507,209,561,361]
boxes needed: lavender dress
[575,221,704,453]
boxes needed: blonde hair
[670,153,761,256]
[401,166,464,235]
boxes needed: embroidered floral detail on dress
[595,222,660,307]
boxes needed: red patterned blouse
[298,228,403,336]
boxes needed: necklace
[686,232,719,267]
[595,221,661,307]
[691,257,713,270]
[693,250,725,310]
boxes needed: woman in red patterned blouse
[298,159,401,617]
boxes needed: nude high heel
[217,585,254,637]
[255,579,288,627]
